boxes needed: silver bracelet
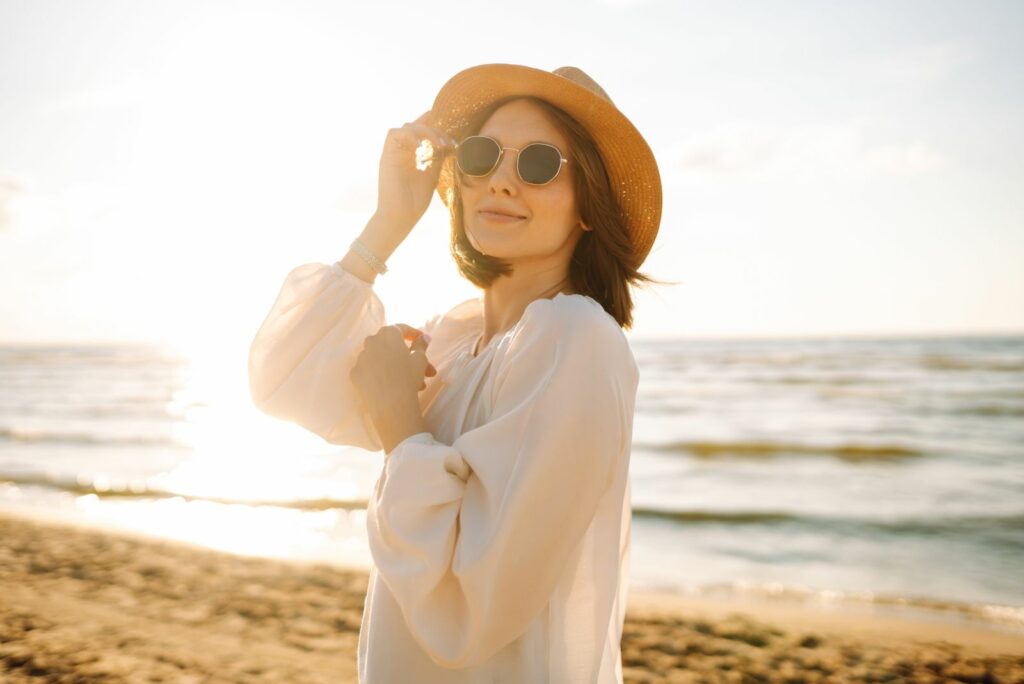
[349,237,388,275]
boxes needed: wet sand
[2,510,1022,683]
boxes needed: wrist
[338,249,378,285]
[374,394,428,454]
[359,216,398,264]
[337,215,402,285]
[364,213,408,257]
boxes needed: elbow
[247,361,266,410]
[249,331,274,405]
[247,331,289,414]
[248,380,272,415]
[247,348,274,413]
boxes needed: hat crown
[552,66,615,106]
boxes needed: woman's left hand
[351,323,436,452]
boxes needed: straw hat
[428,63,662,268]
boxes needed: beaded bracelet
[349,237,389,275]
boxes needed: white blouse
[248,261,640,683]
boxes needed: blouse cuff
[382,432,471,487]
[390,431,435,451]
[329,261,374,290]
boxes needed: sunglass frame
[454,135,569,186]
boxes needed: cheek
[457,178,485,209]
[539,188,578,225]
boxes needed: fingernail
[422,333,432,344]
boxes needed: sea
[1,334,1022,634]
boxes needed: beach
[3,511,1022,683]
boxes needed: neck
[474,261,576,355]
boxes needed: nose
[488,147,520,195]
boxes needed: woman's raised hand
[374,110,456,236]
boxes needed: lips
[478,207,527,219]
[479,211,525,222]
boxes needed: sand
[2,510,1023,683]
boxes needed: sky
[1,0,1022,355]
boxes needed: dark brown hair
[445,96,672,330]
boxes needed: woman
[248,64,663,683]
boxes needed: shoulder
[508,293,637,375]
[490,294,639,412]
[442,296,483,326]
[526,293,627,344]
[421,296,481,349]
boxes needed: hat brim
[428,63,661,268]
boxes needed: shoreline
[4,498,1021,636]
[626,590,1024,657]
[3,509,1023,682]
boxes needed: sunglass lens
[519,144,563,184]
[457,136,500,176]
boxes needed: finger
[378,325,403,344]
[409,335,431,360]
[416,110,448,137]
[404,122,453,150]
[394,325,435,376]
[387,126,429,151]
[421,110,452,140]
[409,346,433,378]
[394,323,424,342]
[407,336,436,375]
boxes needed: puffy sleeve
[247,261,440,451]
[366,297,640,669]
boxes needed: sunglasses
[454,135,569,186]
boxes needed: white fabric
[248,261,639,683]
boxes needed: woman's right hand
[374,110,456,237]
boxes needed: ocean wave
[4,471,1022,546]
[0,472,369,511]
[0,345,186,367]
[0,426,182,447]
[920,354,1024,372]
[633,439,923,461]
[633,506,1024,544]
[0,403,186,420]
[956,404,1024,417]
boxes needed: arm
[247,251,440,451]
[366,299,640,668]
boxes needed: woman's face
[458,98,584,261]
